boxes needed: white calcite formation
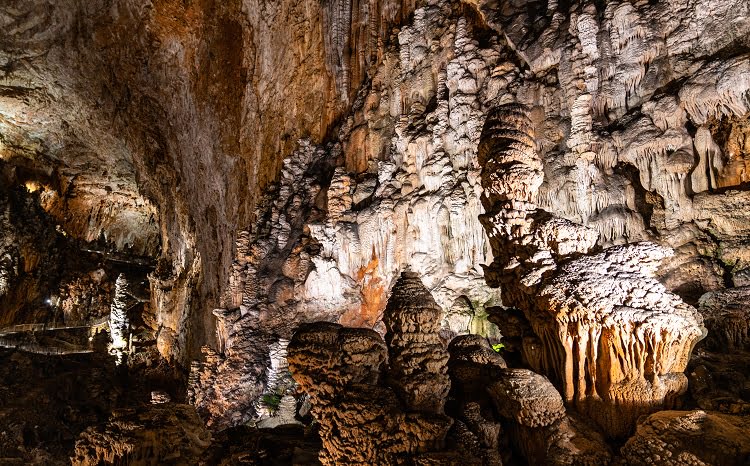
[189,0,750,433]
[108,274,130,364]
[479,103,706,439]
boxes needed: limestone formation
[621,410,750,466]
[383,271,451,414]
[487,369,565,429]
[187,0,750,435]
[287,273,457,465]
[1,0,750,463]
[689,287,750,415]
[479,103,705,438]
[697,287,750,351]
[108,274,130,364]
[449,331,611,465]
[71,404,212,466]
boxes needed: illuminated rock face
[1,0,750,460]
[108,274,130,362]
[188,0,750,432]
[621,410,750,465]
[479,103,705,438]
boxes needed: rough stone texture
[0,165,71,325]
[58,270,115,325]
[288,322,454,465]
[198,424,322,465]
[1,0,748,361]
[507,413,612,466]
[621,410,750,466]
[180,0,750,436]
[193,1,512,427]
[383,271,451,414]
[188,142,332,429]
[0,0,431,369]
[688,287,750,415]
[487,368,565,428]
[697,287,750,351]
[448,331,610,465]
[535,243,706,437]
[689,350,750,416]
[287,274,458,465]
[71,403,212,465]
[2,0,750,462]
[479,103,706,439]
[0,350,119,465]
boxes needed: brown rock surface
[487,369,565,428]
[621,410,750,466]
[287,275,458,464]
[688,287,750,415]
[697,287,750,351]
[0,349,119,464]
[2,0,750,463]
[448,332,611,465]
[383,271,451,414]
[71,403,211,466]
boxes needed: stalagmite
[287,272,460,464]
[382,271,451,414]
[2,0,750,462]
[108,274,130,365]
[479,103,706,438]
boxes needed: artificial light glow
[24,181,41,193]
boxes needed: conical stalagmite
[383,271,451,415]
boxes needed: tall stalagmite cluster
[479,103,706,438]
[287,272,455,464]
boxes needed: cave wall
[192,0,750,428]
[0,0,424,364]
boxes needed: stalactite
[479,103,705,439]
